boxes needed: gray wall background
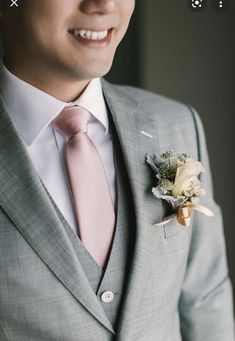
[107,1,235,305]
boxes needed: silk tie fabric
[53,106,115,268]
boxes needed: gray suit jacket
[0,79,234,340]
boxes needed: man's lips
[68,28,113,47]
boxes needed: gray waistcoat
[47,118,135,331]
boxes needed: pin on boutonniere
[145,151,214,227]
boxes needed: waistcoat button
[101,291,114,303]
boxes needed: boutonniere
[145,151,214,227]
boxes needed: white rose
[172,161,204,197]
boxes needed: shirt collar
[0,63,109,146]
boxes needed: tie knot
[52,106,91,138]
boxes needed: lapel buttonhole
[140,130,153,139]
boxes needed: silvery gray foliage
[152,187,186,210]
[145,153,163,173]
[146,150,183,184]
[158,179,173,194]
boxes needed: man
[0,0,234,340]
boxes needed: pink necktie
[53,106,115,268]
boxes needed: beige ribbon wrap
[153,202,214,227]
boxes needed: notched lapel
[0,96,114,334]
[102,80,166,337]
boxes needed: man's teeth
[73,29,109,40]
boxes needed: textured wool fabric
[0,80,234,340]
[53,106,115,268]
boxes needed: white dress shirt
[0,64,116,233]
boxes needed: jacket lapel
[0,95,114,334]
[102,80,165,337]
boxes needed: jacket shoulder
[113,84,192,122]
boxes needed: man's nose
[80,0,116,15]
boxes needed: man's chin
[80,64,113,80]
[72,56,115,80]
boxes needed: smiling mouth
[69,28,113,43]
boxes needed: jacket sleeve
[178,106,235,341]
